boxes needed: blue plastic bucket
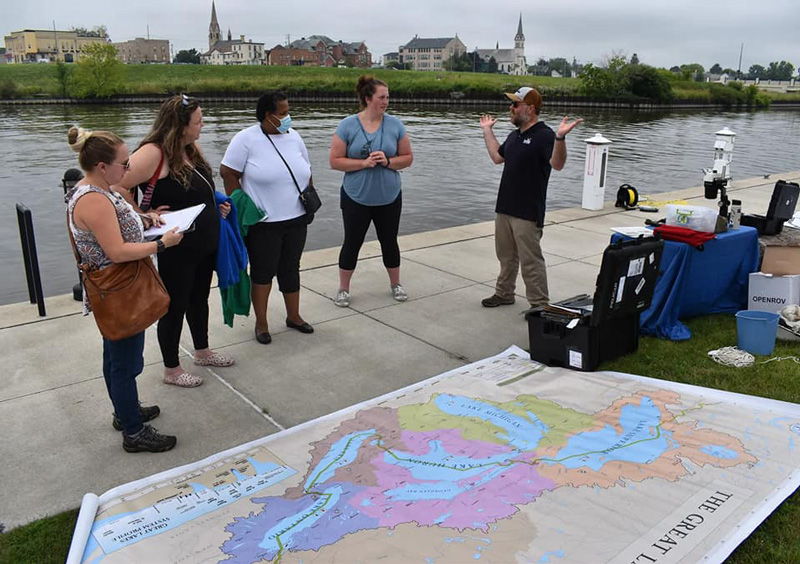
[736,310,780,355]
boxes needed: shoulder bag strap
[262,131,303,196]
[66,213,82,268]
[66,194,89,274]
[139,149,165,210]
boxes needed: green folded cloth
[221,269,251,328]
[231,188,265,238]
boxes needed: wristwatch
[156,239,166,253]
[385,156,391,168]
[555,135,566,141]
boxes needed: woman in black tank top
[118,94,235,388]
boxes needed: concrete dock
[1,171,798,530]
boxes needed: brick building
[113,38,170,64]
[269,35,371,67]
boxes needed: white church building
[476,15,527,75]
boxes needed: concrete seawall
[3,95,800,109]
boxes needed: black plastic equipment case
[526,236,664,371]
[741,180,800,235]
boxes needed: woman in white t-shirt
[220,92,314,345]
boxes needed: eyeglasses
[108,160,131,171]
[510,101,526,108]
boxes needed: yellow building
[3,29,108,63]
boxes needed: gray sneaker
[334,289,351,308]
[391,284,408,302]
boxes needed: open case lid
[590,236,664,327]
[766,180,800,222]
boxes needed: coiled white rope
[708,346,800,368]
[708,347,755,367]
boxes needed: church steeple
[514,14,526,75]
[209,1,221,50]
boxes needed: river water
[1,103,798,306]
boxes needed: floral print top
[66,184,144,313]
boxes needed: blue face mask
[275,114,292,134]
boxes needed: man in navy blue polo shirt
[480,87,583,309]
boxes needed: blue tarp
[612,226,759,340]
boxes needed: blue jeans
[102,331,145,436]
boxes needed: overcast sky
[4,1,798,71]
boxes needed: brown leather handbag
[68,215,170,341]
[80,257,170,341]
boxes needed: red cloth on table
[654,225,716,248]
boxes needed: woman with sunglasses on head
[329,75,413,308]
[66,126,182,452]
[117,94,234,389]
[220,91,314,345]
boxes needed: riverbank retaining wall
[3,94,800,109]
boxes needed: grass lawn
[0,64,580,99]
[2,64,799,105]
[0,314,797,562]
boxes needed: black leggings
[157,249,215,368]
[338,189,402,271]
[245,216,308,290]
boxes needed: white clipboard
[143,204,205,240]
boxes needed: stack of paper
[784,212,800,230]
[610,226,655,238]
[143,204,206,240]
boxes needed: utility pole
[737,43,744,79]
[147,25,150,40]
[52,20,59,62]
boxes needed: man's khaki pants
[494,213,549,307]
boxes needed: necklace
[355,116,384,156]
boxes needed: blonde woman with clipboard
[118,94,234,388]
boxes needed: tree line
[579,54,773,107]
[670,61,795,81]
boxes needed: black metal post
[16,204,36,303]
[63,168,84,301]
[15,203,46,316]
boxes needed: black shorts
[245,216,308,291]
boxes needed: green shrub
[708,83,745,107]
[623,64,674,102]
[0,78,18,99]
[579,60,674,102]
[579,62,626,98]
[73,43,125,98]
[745,84,771,108]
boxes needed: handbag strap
[262,130,304,196]
[66,211,83,270]
[139,149,165,210]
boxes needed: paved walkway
[1,171,798,530]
